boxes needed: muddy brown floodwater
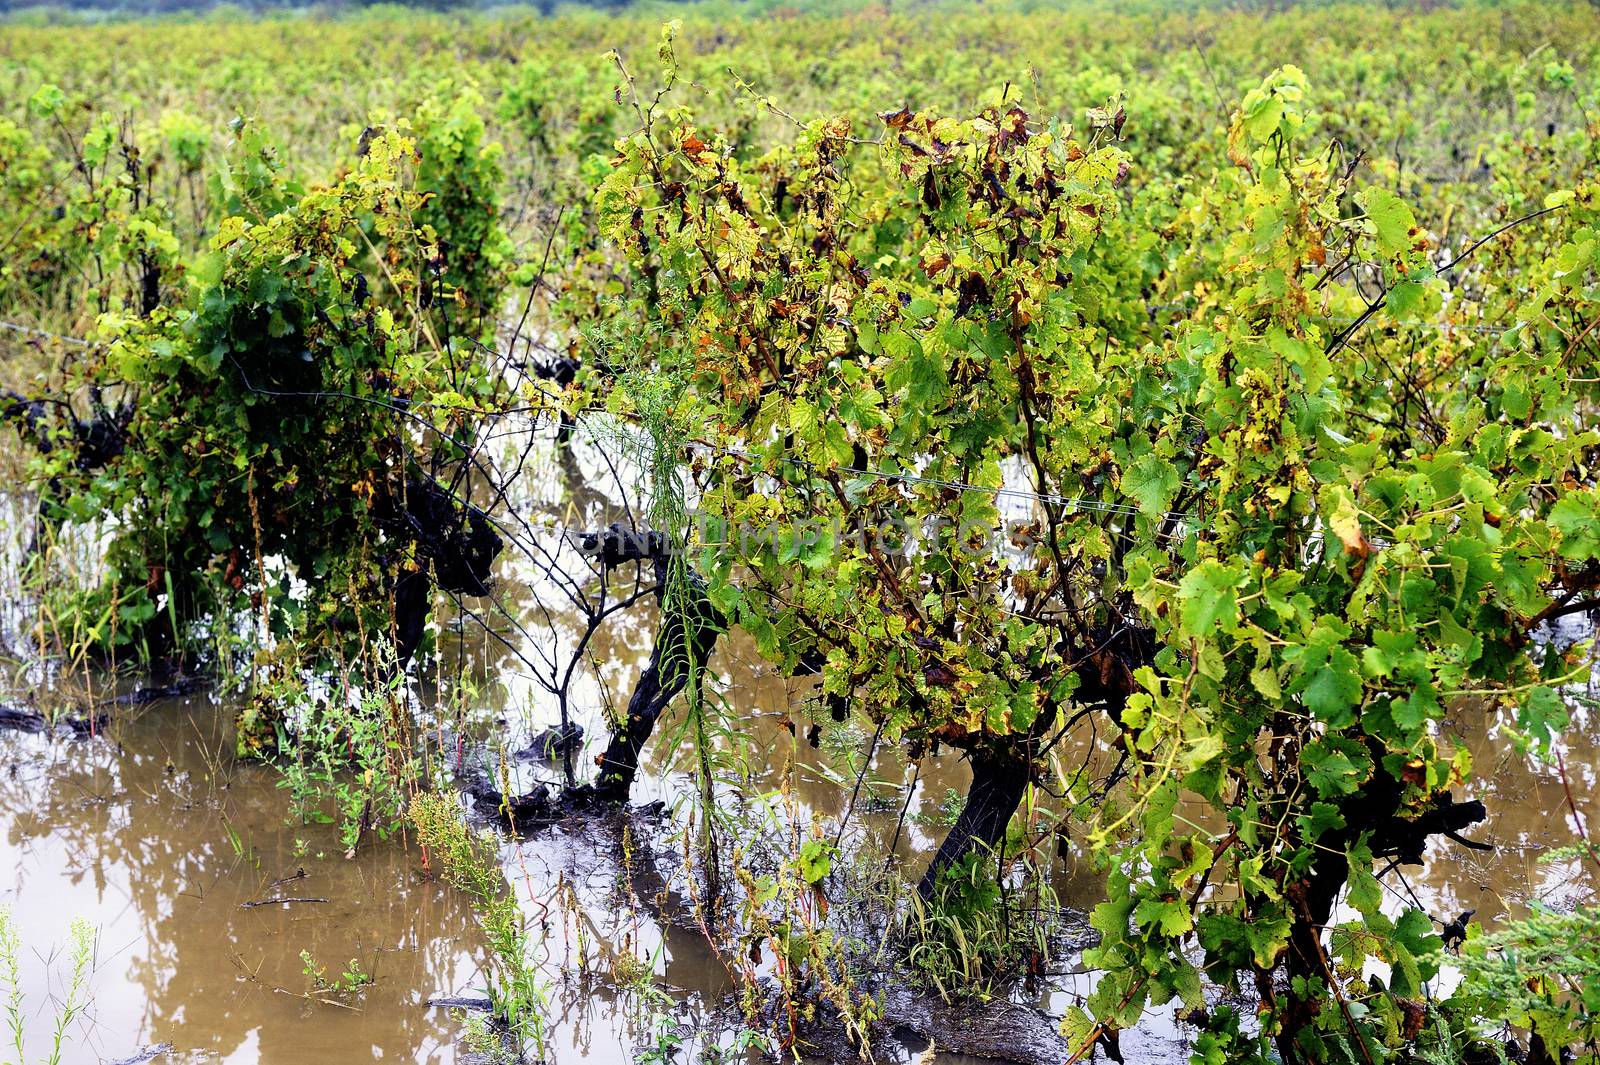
[0,440,1596,1065]
[0,664,1007,1065]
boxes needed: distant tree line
[7,0,1551,19]
[0,0,633,15]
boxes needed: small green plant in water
[299,950,374,997]
[0,907,95,1065]
[273,677,411,858]
[411,790,548,1060]
[636,1004,684,1065]
[915,788,967,830]
[904,852,1058,1004]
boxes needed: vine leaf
[1122,452,1179,517]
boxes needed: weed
[914,788,966,829]
[0,907,95,1065]
[299,950,374,997]
[273,676,412,857]
[636,1009,685,1065]
[903,853,1058,1003]
[411,790,548,1059]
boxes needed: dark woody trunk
[1274,741,1489,1062]
[916,741,1034,899]
[594,541,724,799]
[917,621,1156,898]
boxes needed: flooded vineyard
[3,4,1600,1063]
[1,434,1596,1063]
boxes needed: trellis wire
[0,320,93,348]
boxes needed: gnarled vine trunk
[583,525,725,801]
[916,741,1034,899]
[916,622,1155,897]
[594,558,722,799]
[1275,741,1490,1061]
[379,478,503,667]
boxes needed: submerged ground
[1,452,1594,1062]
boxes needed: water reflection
[2,648,1596,1064]
[1,701,484,1065]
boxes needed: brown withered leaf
[996,106,1031,151]
[1399,999,1426,1042]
